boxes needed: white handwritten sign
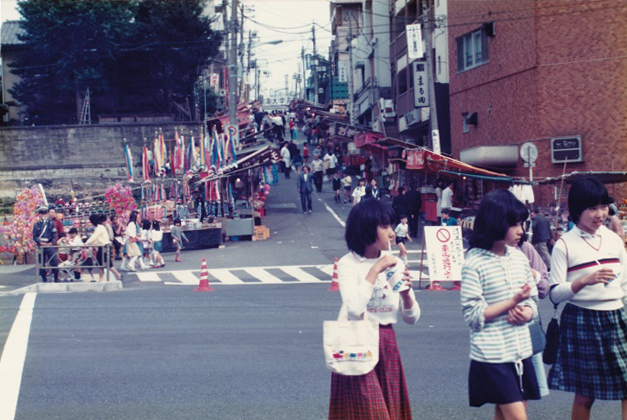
[424,226,464,281]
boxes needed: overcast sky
[1,0,333,94]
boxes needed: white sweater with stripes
[549,226,627,310]
[461,246,536,363]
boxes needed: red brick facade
[449,0,627,205]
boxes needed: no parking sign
[424,226,464,281]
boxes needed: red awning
[405,149,509,178]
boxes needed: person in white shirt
[280,142,291,179]
[151,220,165,268]
[323,151,338,181]
[85,214,122,282]
[311,154,324,192]
[548,177,627,419]
[352,178,366,206]
[441,180,455,210]
[328,198,419,418]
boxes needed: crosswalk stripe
[319,265,334,276]
[210,269,245,284]
[244,268,283,283]
[135,272,162,282]
[280,267,323,283]
[172,271,199,285]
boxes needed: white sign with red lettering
[424,226,464,281]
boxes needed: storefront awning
[405,149,510,178]
[194,145,279,184]
[536,171,627,185]
[439,169,514,183]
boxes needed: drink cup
[385,258,409,293]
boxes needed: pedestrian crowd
[328,176,627,420]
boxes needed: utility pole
[422,3,440,154]
[348,11,355,125]
[246,30,253,103]
[228,0,239,144]
[301,47,307,100]
[312,24,319,105]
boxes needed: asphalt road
[0,136,623,419]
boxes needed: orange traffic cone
[327,258,340,291]
[194,258,215,292]
[426,280,444,291]
[449,281,462,291]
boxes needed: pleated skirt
[328,324,412,420]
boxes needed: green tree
[10,0,137,125]
[10,0,222,125]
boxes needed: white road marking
[0,293,37,420]
[244,268,283,284]
[135,272,162,282]
[280,266,323,283]
[319,198,346,227]
[172,271,200,285]
[210,269,245,284]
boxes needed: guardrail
[35,244,111,283]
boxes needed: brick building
[448,0,627,204]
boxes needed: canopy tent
[536,171,627,185]
[404,148,511,181]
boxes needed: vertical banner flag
[406,23,423,60]
[413,62,429,107]
[124,144,134,182]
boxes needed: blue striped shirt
[461,246,536,363]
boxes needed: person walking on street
[547,177,627,420]
[370,179,380,199]
[332,172,342,203]
[341,172,352,203]
[530,207,552,269]
[297,166,314,214]
[352,178,366,206]
[324,150,338,181]
[461,190,540,418]
[392,187,410,225]
[328,198,420,420]
[303,143,310,164]
[441,181,455,211]
[405,184,422,237]
[312,154,324,193]
[280,142,291,179]
[171,218,189,262]
[33,206,59,283]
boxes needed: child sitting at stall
[67,228,84,281]
[441,208,458,226]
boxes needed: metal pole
[228,0,239,142]
[422,3,440,154]
[312,25,319,105]
[301,47,307,100]
[348,11,355,125]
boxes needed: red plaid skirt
[328,324,412,420]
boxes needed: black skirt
[469,357,541,407]
[395,237,407,245]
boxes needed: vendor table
[161,228,222,252]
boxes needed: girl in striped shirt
[461,189,540,419]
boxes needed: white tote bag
[323,312,379,376]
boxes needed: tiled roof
[1,21,26,46]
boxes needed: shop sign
[425,226,464,281]
[406,149,426,170]
[338,61,349,83]
[413,62,429,107]
[406,24,423,60]
[209,73,219,89]
[403,108,421,128]
[551,135,582,163]
[332,122,366,140]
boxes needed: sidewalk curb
[0,280,123,296]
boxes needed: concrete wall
[0,121,202,198]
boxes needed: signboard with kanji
[413,62,429,107]
[406,23,423,60]
[551,136,582,163]
[424,226,464,281]
[209,73,219,89]
[332,122,366,140]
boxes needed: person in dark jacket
[405,184,422,237]
[530,207,552,269]
[392,187,410,225]
[297,166,314,214]
[33,206,59,282]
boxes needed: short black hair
[568,177,613,224]
[398,186,405,194]
[399,214,408,220]
[441,208,450,215]
[152,220,160,230]
[141,219,151,230]
[89,214,101,226]
[345,198,395,257]
[69,227,78,235]
[469,189,528,250]
[174,218,182,225]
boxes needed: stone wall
[0,121,203,199]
